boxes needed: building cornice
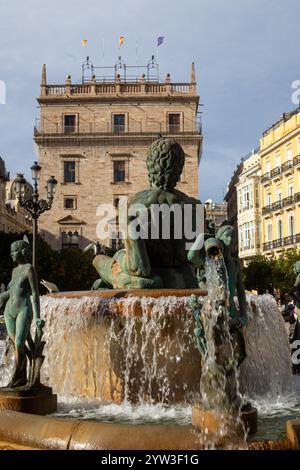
[260,125,300,157]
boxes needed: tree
[243,249,300,296]
[242,255,274,294]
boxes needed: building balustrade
[270,166,281,178]
[261,172,271,183]
[261,155,300,183]
[281,160,294,173]
[262,192,300,215]
[263,233,300,251]
[294,154,300,167]
[282,195,294,208]
[34,126,201,137]
[43,82,195,97]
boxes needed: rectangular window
[276,189,282,201]
[64,161,76,183]
[267,222,273,242]
[266,192,271,206]
[242,186,249,209]
[113,161,126,182]
[286,147,293,161]
[62,231,80,249]
[244,223,250,248]
[113,114,125,133]
[64,115,76,133]
[288,185,294,196]
[275,153,281,168]
[168,113,180,133]
[64,197,76,209]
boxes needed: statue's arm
[0,291,10,311]
[122,207,151,277]
[123,227,151,277]
[236,266,247,326]
[28,266,41,325]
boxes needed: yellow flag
[82,39,88,46]
[119,36,124,46]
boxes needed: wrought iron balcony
[262,205,272,215]
[281,160,293,173]
[261,172,271,183]
[270,166,281,179]
[271,200,283,212]
[294,154,300,167]
[261,155,300,183]
[282,195,294,208]
[263,233,300,251]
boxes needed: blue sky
[0,0,299,201]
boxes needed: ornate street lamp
[15,162,57,269]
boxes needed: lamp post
[15,162,57,269]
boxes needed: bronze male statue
[92,138,201,289]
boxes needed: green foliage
[243,249,300,295]
[0,231,98,292]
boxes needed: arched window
[267,221,272,242]
[289,214,295,237]
[277,219,283,240]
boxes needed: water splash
[240,294,293,399]
[0,290,294,410]
[196,258,245,446]
[40,295,202,404]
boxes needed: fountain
[0,137,297,450]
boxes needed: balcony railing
[261,155,300,183]
[43,82,196,97]
[262,205,272,215]
[262,193,300,215]
[263,233,300,251]
[270,166,281,178]
[294,154,300,167]
[282,195,294,208]
[282,160,294,173]
[261,172,271,183]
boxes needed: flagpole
[102,38,105,59]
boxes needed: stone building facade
[260,110,300,256]
[34,61,202,250]
[203,200,227,233]
[236,149,261,264]
[224,161,244,256]
[0,158,32,234]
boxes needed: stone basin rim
[47,288,208,300]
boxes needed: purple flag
[157,36,165,47]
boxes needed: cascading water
[0,286,296,438]
[199,258,242,412]
[39,294,203,404]
[239,294,293,399]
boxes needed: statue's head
[11,235,32,264]
[146,138,185,191]
[216,224,234,247]
[294,260,300,275]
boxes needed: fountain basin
[0,410,203,450]
[41,289,207,404]
[37,291,293,405]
